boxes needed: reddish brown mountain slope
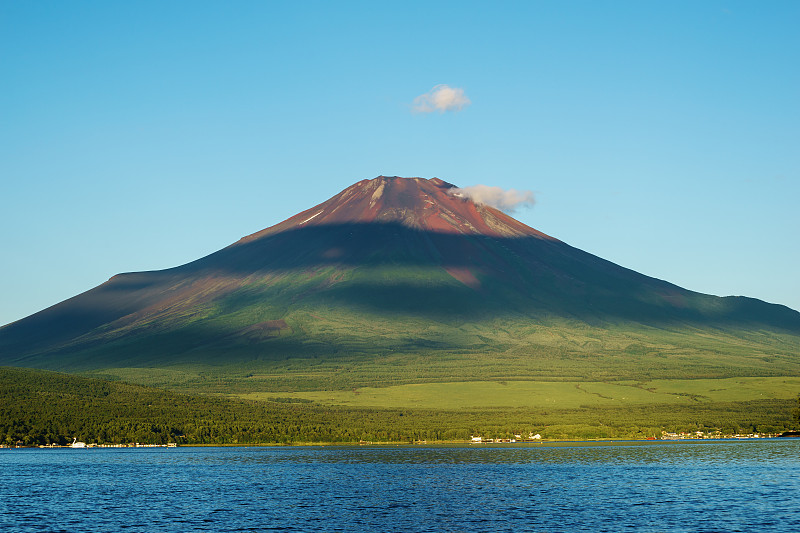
[240,176,549,239]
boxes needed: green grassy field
[236,377,800,410]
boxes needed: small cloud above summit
[412,84,471,113]
[449,185,535,213]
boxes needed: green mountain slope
[1,177,798,394]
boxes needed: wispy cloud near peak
[449,185,535,213]
[412,84,471,113]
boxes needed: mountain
[1,176,799,388]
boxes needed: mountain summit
[241,176,545,238]
[1,176,799,376]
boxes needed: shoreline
[4,434,797,450]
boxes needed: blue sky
[1,0,798,326]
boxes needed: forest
[2,367,798,446]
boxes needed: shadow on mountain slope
[179,222,799,329]
[1,222,799,366]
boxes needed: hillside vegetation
[2,367,797,446]
[79,289,800,396]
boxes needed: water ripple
[1,440,799,531]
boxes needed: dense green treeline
[2,367,798,446]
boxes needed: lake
[2,440,799,532]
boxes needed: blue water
[2,440,799,532]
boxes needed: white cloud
[449,185,535,213]
[412,84,471,113]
